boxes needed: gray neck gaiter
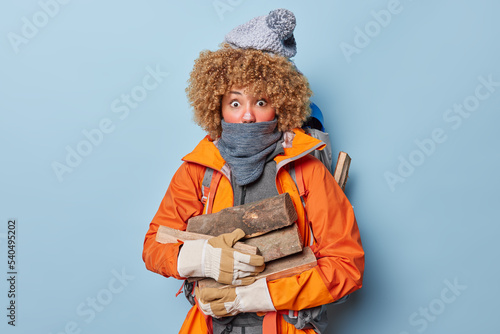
[217,119,282,186]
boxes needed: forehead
[224,85,268,97]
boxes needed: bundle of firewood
[156,152,351,289]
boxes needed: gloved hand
[195,278,275,317]
[177,228,265,285]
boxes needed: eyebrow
[229,91,242,95]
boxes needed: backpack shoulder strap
[201,167,213,205]
[288,161,315,246]
[288,161,306,198]
[200,167,222,215]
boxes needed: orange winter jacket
[142,129,365,333]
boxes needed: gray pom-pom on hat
[223,8,297,58]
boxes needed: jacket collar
[182,128,326,173]
[274,128,326,170]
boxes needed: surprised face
[221,86,276,124]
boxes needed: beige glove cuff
[203,244,222,281]
[177,239,207,278]
[234,278,275,313]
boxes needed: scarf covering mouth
[217,119,282,186]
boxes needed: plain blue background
[1,0,499,333]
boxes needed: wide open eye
[256,99,267,107]
[230,101,240,107]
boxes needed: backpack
[302,102,334,174]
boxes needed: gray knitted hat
[223,8,297,58]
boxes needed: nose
[241,104,256,123]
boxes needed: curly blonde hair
[186,45,312,138]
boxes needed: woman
[143,9,364,333]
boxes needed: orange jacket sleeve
[142,162,205,279]
[267,155,365,311]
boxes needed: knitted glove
[195,278,275,318]
[177,229,265,285]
